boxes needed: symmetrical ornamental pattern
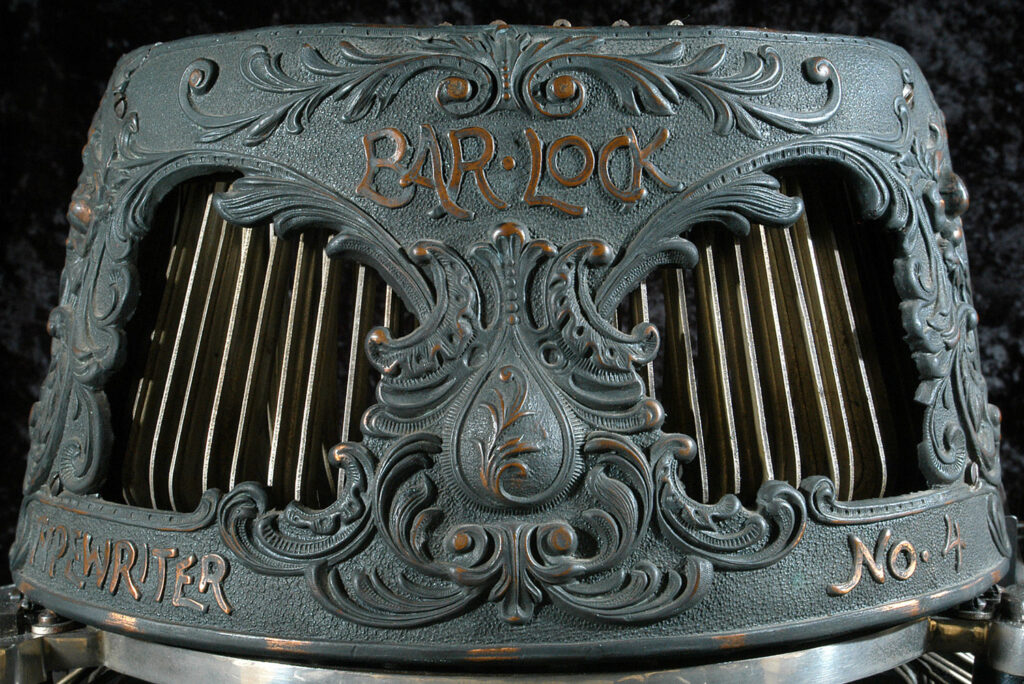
[17,25,1009,633]
[179,28,840,142]
[213,171,808,625]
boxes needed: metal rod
[147,189,219,510]
[789,178,857,500]
[662,268,709,502]
[202,226,254,492]
[803,181,889,498]
[770,179,841,495]
[166,198,231,511]
[124,185,194,505]
[729,237,774,484]
[746,222,802,487]
[630,281,657,399]
[229,228,285,490]
[295,246,337,503]
[694,231,742,498]
[340,266,377,444]
[267,232,319,491]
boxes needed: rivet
[550,74,577,100]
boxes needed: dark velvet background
[1,0,1022,585]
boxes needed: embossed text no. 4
[827,529,921,596]
[357,125,682,219]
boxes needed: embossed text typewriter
[3,21,1022,683]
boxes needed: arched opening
[106,176,404,511]
[636,167,923,504]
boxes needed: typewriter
[2,21,1021,683]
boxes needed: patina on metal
[5,20,1020,680]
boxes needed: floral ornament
[179,27,840,144]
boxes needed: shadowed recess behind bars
[107,168,924,512]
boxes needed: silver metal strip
[147,190,217,510]
[662,268,708,502]
[695,235,742,496]
[789,179,857,500]
[166,206,230,511]
[340,265,375,445]
[202,227,254,492]
[730,237,774,483]
[97,618,934,684]
[124,186,194,505]
[630,281,656,399]
[811,188,889,498]
[748,222,802,487]
[772,180,841,496]
[268,232,318,489]
[229,228,282,490]
[295,249,335,502]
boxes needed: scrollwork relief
[208,158,812,626]
[19,29,1009,633]
[178,27,840,144]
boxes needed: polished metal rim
[99,619,933,684]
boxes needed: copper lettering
[401,124,471,220]
[942,514,965,572]
[151,547,178,603]
[547,134,595,188]
[197,554,233,615]
[139,542,149,584]
[888,540,917,581]
[172,555,205,612]
[598,131,645,203]
[64,530,85,589]
[108,540,142,600]
[360,125,682,217]
[523,128,586,217]
[32,523,231,616]
[82,533,112,588]
[356,127,414,208]
[598,127,681,204]
[29,517,50,566]
[827,529,891,596]
[46,525,69,579]
[447,127,507,210]
[631,127,683,191]
[829,528,924,595]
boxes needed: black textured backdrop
[1,0,1022,585]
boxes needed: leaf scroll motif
[472,366,542,503]
[312,432,711,626]
[891,119,1002,486]
[179,28,840,143]
[362,222,662,510]
[210,164,818,627]
[217,443,376,575]
[653,435,806,570]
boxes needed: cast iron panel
[9,23,1013,666]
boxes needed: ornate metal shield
[9,22,1014,669]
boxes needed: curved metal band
[10,22,1012,665]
